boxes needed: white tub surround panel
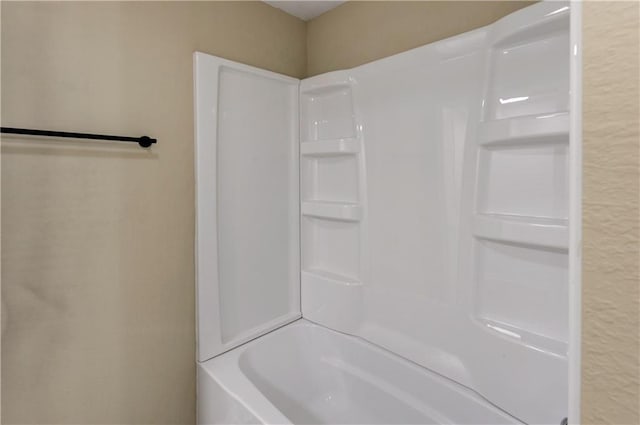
[194,54,301,361]
[195,2,573,424]
[299,3,570,424]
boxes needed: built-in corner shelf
[300,70,363,336]
[300,83,352,97]
[473,213,568,249]
[301,268,363,335]
[300,72,351,96]
[302,269,361,286]
[478,112,569,146]
[302,201,362,222]
[301,138,360,156]
[479,318,567,357]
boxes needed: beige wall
[0,2,305,424]
[306,1,534,76]
[582,2,640,424]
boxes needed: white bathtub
[197,320,520,424]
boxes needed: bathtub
[197,320,520,424]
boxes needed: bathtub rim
[197,318,523,425]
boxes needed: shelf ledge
[473,213,568,249]
[300,72,351,96]
[302,269,361,286]
[301,139,360,156]
[478,318,567,357]
[302,201,362,222]
[479,112,569,146]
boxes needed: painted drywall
[0,1,305,424]
[306,1,534,76]
[582,2,640,423]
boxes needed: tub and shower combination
[195,2,578,424]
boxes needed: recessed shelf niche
[301,84,356,142]
[474,238,568,347]
[485,31,570,120]
[476,142,569,220]
[301,217,360,282]
[302,155,359,204]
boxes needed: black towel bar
[0,127,157,148]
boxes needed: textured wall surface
[306,1,534,76]
[582,2,640,424]
[0,2,305,424]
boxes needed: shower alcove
[194,2,581,424]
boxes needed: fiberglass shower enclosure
[195,2,581,424]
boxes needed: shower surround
[195,2,574,424]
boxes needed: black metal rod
[0,127,156,148]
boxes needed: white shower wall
[194,58,301,360]
[300,3,570,424]
[195,2,571,424]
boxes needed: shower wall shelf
[468,5,571,401]
[299,74,351,96]
[299,73,363,339]
[301,269,363,335]
[478,112,569,145]
[480,318,567,357]
[301,138,360,156]
[301,201,362,222]
[302,268,361,286]
[473,214,568,249]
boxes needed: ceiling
[264,1,346,21]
